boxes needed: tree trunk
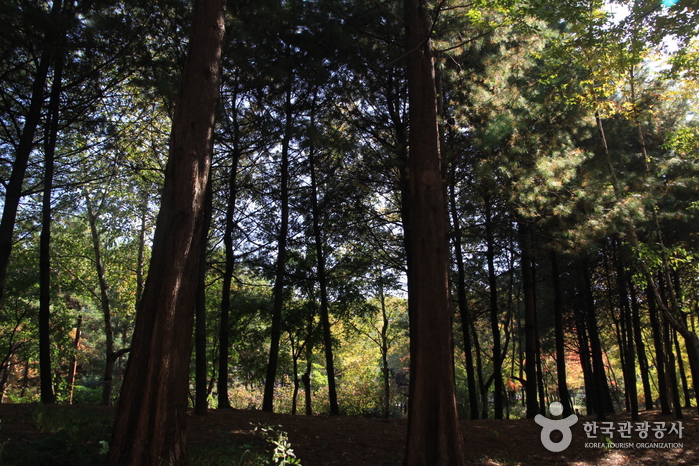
[67,315,82,404]
[627,274,654,410]
[217,82,241,410]
[195,181,213,415]
[377,275,391,419]
[582,259,614,419]
[0,0,64,303]
[85,191,118,406]
[519,222,538,419]
[402,0,465,463]
[613,240,638,420]
[308,102,339,415]
[647,284,672,414]
[551,252,573,416]
[262,76,293,413]
[404,0,465,466]
[484,197,503,419]
[107,1,225,463]
[38,38,64,405]
[448,171,479,420]
[663,318,683,419]
[303,311,314,416]
[574,305,596,415]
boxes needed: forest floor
[0,403,697,465]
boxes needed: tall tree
[107,0,226,463]
[262,73,293,413]
[0,0,66,304]
[402,0,465,463]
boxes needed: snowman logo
[535,402,578,452]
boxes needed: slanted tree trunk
[107,1,225,463]
[67,315,82,404]
[262,75,293,413]
[85,191,130,405]
[402,0,465,463]
[0,0,64,304]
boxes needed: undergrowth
[0,404,301,466]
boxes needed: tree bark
[613,240,638,420]
[195,180,213,415]
[38,36,64,405]
[627,274,654,410]
[647,284,671,414]
[582,259,615,419]
[402,0,465,463]
[448,167,479,420]
[262,75,293,413]
[484,197,503,419]
[0,0,64,304]
[308,101,339,415]
[107,1,225,463]
[217,79,241,410]
[67,315,82,404]
[519,222,538,419]
[551,252,573,416]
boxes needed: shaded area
[0,404,696,465]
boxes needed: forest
[0,0,698,464]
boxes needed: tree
[402,0,465,464]
[107,0,226,463]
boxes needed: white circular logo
[549,401,564,416]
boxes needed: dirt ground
[0,403,697,465]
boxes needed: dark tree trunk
[575,305,596,415]
[583,259,614,419]
[107,1,225,464]
[195,181,213,415]
[551,252,573,416]
[647,284,671,414]
[38,40,64,405]
[262,77,293,413]
[377,276,391,419]
[448,171,479,420]
[663,318,683,419]
[217,83,241,410]
[303,312,314,416]
[673,331,691,408]
[0,0,64,303]
[402,0,465,463]
[613,241,638,420]
[519,222,538,419]
[484,197,503,419]
[627,275,654,410]
[85,192,117,406]
[308,104,339,415]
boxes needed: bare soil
[0,403,697,465]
